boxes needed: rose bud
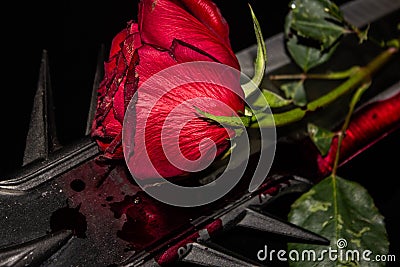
[91,0,244,179]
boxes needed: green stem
[268,66,359,81]
[330,81,371,246]
[331,82,371,177]
[251,46,398,128]
[332,166,339,244]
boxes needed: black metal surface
[22,50,60,167]
[0,230,73,267]
[179,242,261,267]
[1,0,399,266]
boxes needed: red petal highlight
[130,82,240,179]
[178,0,231,46]
[138,0,239,69]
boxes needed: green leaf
[252,89,293,109]
[307,123,335,156]
[286,36,339,72]
[194,107,251,128]
[288,176,389,267]
[242,4,267,98]
[286,0,346,49]
[280,81,307,107]
[284,0,346,71]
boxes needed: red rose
[91,0,244,179]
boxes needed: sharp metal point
[23,49,60,166]
[0,230,73,267]
[85,44,105,136]
[238,208,329,245]
[180,242,263,267]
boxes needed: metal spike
[180,242,262,267]
[0,230,73,267]
[238,208,329,245]
[23,49,60,166]
[85,44,105,136]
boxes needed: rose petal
[178,0,231,45]
[171,38,238,69]
[91,22,141,159]
[136,44,177,88]
[138,0,239,69]
[129,84,235,179]
[128,60,243,179]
